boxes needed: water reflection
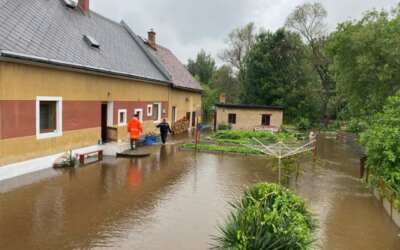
[0,137,399,250]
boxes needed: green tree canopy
[361,91,400,193]
[187,50,216,84]
[211,65,240,103]
[242,29,320,123]
[326,7,400,122]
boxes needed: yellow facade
[216,107,283,131]
[0,62,202,166]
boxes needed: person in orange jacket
[127,113,143,150]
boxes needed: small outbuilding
[214,102,284,132]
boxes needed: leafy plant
[181,143,262,156]
[361,92,400,194]
[212,183,317,250]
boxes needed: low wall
[373,189,400,228]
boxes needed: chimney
[148,29,157,50]
[78,0,89,14]
[219,93,226,104]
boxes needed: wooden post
[360,155,367,179]
[312,141,317,162]
[195,116,200,151]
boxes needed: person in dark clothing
[156,119,173,144]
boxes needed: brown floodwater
[0,136,399,250]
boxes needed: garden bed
[180,130,304,156]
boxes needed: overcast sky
[91,0,399,64]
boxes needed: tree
[286,2,335,124]
[242,29,320,123]
[200,83,218,123]
[187,50,216,84]
[220,22,257,74]
[211,65,240,103]
[361,91,400,193]
[326,8,400,125]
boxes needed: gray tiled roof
[0,0,170,82]
[146,43,202,92]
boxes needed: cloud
[91,0,399,64]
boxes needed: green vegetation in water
[213,130,298,145]
[181,143,263,156]
[212,183,317,250]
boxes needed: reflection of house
[0,0,201,166]
[214,94,284,131]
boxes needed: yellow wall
[169,88,202,124]
[0,62,202,166]
[0,62,170,101]
[0,128,99,166]
[216,107,283,130]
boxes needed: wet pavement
[0,136,399,249]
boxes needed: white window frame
[147,104,153,117]
[36,96,63,140]
[134,108,144,122]
[118,109,127,127]
[153,102,162,123]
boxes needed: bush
[213,130,296,143]
[361,92,400,194]
[218,123,232,131]
[296,118,312,131]
[347,118,368,134]
[213,183,316,250]
[181,143,262,155]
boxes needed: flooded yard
[0,136,399,249]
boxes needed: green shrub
[218,123,232,131]
[361,92,400,194]
[213,130,296,143]
[181,143,262,155]
[213,183,317,250]
[296,118,312,131]
[347,118,368,134]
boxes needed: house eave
[172,85,203,94]
[0,50,173,87]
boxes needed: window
[36,96,62,139]
[228,113,236,124]
[262,114,271,126]
[147,104,153,117]
[134,108,143,122]
[152,103,162,122]
[118,109,127,126]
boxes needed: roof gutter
[172,85,203,94]
[0,50,173,87]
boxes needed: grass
[181,143,263,156]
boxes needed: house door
[101,103,108,143]
[192,111,196,127]
[172,106,177,124]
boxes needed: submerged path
[0,137,399,249]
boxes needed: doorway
[172,106,177,125]
[101,103,108,143]
[192,111,196,127]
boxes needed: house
[0,0,202,167]
[214,94,284,131]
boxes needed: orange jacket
[127,118,143,139]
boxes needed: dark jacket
[157,122,172,135]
